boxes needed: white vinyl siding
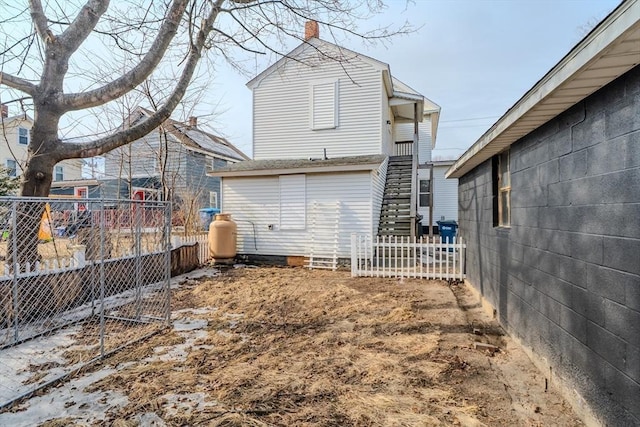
[222,171,374,258]
[394,119,432,164]
[57,159,83,181]
[279,174,306,230]
[432,165,459,225]
[311,80,338,130]
[252,45,383,160]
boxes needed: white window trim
[54,165,64,182]
[309,78,339,130]
[497,150,511,228]
[74,186,89,211]
[18,127,29,145]
[5,159,17,177]
[209,191,218,209]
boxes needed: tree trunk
[13,110,60,266]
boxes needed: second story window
[310,79,338,130]
[18,128,28,145]
[6,159,17,177]
[54,165,64,181]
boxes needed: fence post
[11,200,18,343]
[99,199,106,357]
[71,245,86,268]
[350,233,357,277]
[165,203,172,326]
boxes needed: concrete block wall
[458,64,639,425]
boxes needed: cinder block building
[446,1,640,425]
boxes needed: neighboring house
[212,22,441,266]
[429,160,458,229]
[447,2,639,425]
[96,107,248,215]
[0,105,82,186]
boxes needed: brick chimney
[1,104,7,118]
[304,20,319,41]
[189,116,197,127]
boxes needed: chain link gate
[0,197,172,409]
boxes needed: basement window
[493,150,511,227]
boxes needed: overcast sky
[200,0,621,160]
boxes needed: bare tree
[0,0,409,261]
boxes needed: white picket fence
[351,234,466,280]
[172,234,209,264]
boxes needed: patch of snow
[173,318,208,332]
[135,411,167,426]
[163,392,218,417]
[0,367,127,427]
[0,326,88,406]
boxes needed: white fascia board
[447,0,640,179]
[208,162,383,178]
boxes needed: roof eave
[209,162,384,178]
[447,0,640,179]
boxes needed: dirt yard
[2,267,583,426]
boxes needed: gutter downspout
[410,102,418,239]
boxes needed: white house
[427,160,459,229]
[0,105,82,185]
[212,22,441,267]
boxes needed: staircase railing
[409,147,417,239]
[394,141,413,156]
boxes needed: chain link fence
[0,197,171,409]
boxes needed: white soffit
[447,0,640,179]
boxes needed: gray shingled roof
[212,154,386,174]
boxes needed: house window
[310,79,338,130]
[419,179,431,207]
[54,165,64,181]
[18,128,28,145]
[209,191,218,209]
[493,150,511,227]
[279,174,306,230]
[6,159,17,177]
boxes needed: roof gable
[124,106,248,161]
[247,38,390,90]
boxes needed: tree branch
[57,0,224,159]
[29,0,50,43]
[0,72,36,95]
[57,0,110,60]
[61,0,189,112]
